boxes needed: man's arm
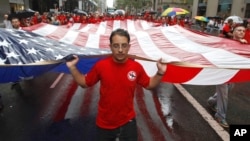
[146,59,167,89]
[66,55,88,88]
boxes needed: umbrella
[195,16,209,22]
[73,9,88,16]
[161,7,189,17]
[207,16,222,20]
[225,15,243,23]
[141,10,157,15]
[114,9,125,15]
[8,9,35,20]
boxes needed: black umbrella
[141,10,157,15]
[207,16,222,20]
[73,9,88,16]
[8,9,35,20]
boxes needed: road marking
[174,84,229,141]
[50,73,64,88]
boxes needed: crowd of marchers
[3,10,187,28]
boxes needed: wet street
[0,72,249,141]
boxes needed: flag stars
[6,52,20,59]
[46,42,53,45]
[39,37,47,41]
[30,39,39,43]
[24,33,33,37]
[18,39,29,44]
[0,40,11,47]
[35,58,45,63]
[59,44,67,47]
[55,54,64,60]
[27,48,39,55]
[12,33,22,38]
[45,48,54,52]
[0,58,6,64]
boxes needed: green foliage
[115,0,152,10]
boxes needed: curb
[174,83,229,141]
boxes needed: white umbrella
[225,15,243,23]
[114,9,125,15]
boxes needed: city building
[154,0,250,19]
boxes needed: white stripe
[202,49,250,68]
[32,24,58,36]
[136,60,157,76]
[161,26,250,68]
[127,20,136,33]
[70,23,81,30]
[79,24,93,32]
[64,86,85,119]
[113,20,121,31]
[85,33,100,48]
[175,25,221,43]
[183,68,239,85]
[134,31,180,62]
[59,30,79,44]
[140,20,151,30]
[96,21,107,34]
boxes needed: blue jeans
[96,118,138,141]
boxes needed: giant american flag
[1,19,250,85]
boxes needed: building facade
[154,0,250,19]
[0,0,30,22]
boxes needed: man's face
[247,23,250,29]
[233,26,246,40]
[110,34,130,63]
[11,19,20,29]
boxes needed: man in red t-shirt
[244,22,250,43]
[66,28,167,141]
[222,18,233,38]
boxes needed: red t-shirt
[85,57,150,129]
[244,29,250,44]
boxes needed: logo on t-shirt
[127,71,136,81]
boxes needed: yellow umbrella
[161,7,189,16]
[195,16,209,22]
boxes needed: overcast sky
[106,0,113,7]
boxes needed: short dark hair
[109,28,130,44]
[227,18,233,23]
[233,24,245,32]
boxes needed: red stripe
[53,81,78,122]
[79,87,95,117]
[78,23,89,30]
[129,34,148,57]
[148,28,214,66]
[99,34,110,49]
[227,69,250,83]
[74,32,89,47]
[134,20,144,31]
[105,20,114,34]
[162,64,203,83]
[135,85,167,140]
[137,128,143,141]
[88,23,99,33]
[46,27,68,40]
[120,19,127,29]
